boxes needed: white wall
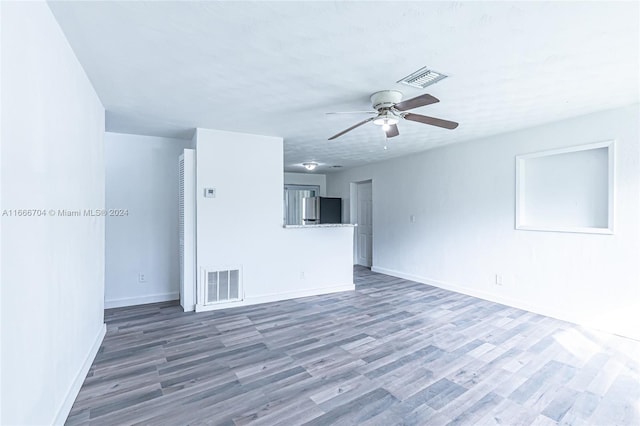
[104,132,193,308]
[1,2,106,424]
[284,172,327,196]
[196,129,353,307]
[327,104,640,340]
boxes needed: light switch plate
[204,188,216,198]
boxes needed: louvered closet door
[179,156,185,292]
[180,149,196,312]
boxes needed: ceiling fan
[328,90,458,140]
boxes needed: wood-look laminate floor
[67,267,640,425]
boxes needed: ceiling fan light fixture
[302,162,318,171]
[373,116,399,126]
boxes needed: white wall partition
[195,129,353,311]
[327,104,640,340]
[1,2,106,424]
[105,133,193,308]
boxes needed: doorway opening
[350,180,373,267]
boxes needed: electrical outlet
[138,273,146,283]
[495,274,503,286]
[300,271,305,279]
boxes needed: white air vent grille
[203,268,242,304]
[398,67,447,89]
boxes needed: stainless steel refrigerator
[302,196,342,225]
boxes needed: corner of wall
[53,324,106,425]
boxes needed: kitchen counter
[283,224,357,229]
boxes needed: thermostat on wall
[204,188,216,198]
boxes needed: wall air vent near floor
[202,268,242,305]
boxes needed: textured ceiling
[48,1,639,173]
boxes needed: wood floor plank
[65,266,640,425]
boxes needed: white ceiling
[48,1,639,173]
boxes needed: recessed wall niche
[515,141,615,234]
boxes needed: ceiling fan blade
[328,117,376,140]
[385,124,399,138]
[394,94,440,111]
[326,111,377,115]
[403,113,459,129]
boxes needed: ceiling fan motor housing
[370,90,403,111]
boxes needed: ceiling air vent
[397,67,447,89]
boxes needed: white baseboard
[54,323,106,425]
[249,284,355,305]
[372,266,572,320]
[195,284,355,313]
[105,292,179,309]
[371,266,639,340]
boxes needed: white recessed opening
[515,140,615,234]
